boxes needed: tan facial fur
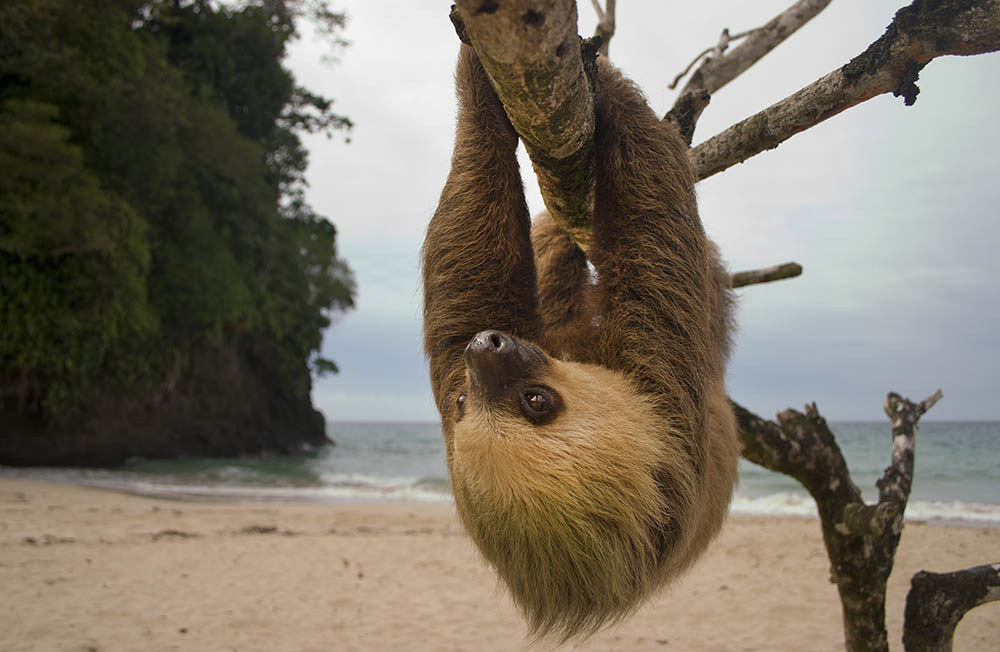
[450,356,699,638]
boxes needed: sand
[1,477,996,652]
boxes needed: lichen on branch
[452,0,597,245]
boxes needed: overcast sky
[286,1,1000,423]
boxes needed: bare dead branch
[668,39,726,93]
[877,390,943,507]
[664,88,711,146]
[452,0,597,246]
[590,0,616,56]
[665,0,832,141]
[449,1,1000,251]
[734,389,942,651]
[903,562,1000,652]
[675,0,832,96]
[733,401,862,504]
[692,0,1000,180]
[730,261,803,288]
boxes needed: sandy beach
[1,477,996,652]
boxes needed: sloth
[422,44,740,639]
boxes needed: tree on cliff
[0,0,355,462]
[450,1,999,650]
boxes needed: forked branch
[735,390,942,650]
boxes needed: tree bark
[903,562,1000,651]
[451,0,598,246]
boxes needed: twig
[668,44,717,92]
[590,0,616,57]
[730,262,802,288]
[666,0,832,141]
[692,0,1000,180]
[903,562,1000,652]
[674,0,832,95]
[668,27,759,91]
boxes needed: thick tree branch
[730,261,803,288]
[734,401,862,501]
[692,0,1000,180]
[452,0,597,246]
[903,562,1000,652]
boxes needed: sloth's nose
[464,330,545,398]
[472,330,514,355]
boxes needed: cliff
[0,342,329,467]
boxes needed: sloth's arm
[422,45,539,422]
[589,60,721,449]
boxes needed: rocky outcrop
[0,342,329,466]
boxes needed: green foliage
[0,0,354,422]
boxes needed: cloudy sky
[286,1,1000,423]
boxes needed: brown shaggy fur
[422,45,740,640]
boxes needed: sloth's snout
[469,330,513,356]
[464,330,545,397]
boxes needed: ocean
[2,421,998,526]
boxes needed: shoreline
[3,469,998,529]
[2,477,998,651]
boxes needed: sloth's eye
[520,387,561,425]
[456,391,467,420]
[524,392,547,412]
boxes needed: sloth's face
[455,330,563,427]
[449,330,675,628]
[450,330,668,509]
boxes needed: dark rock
[0,341,329,466]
